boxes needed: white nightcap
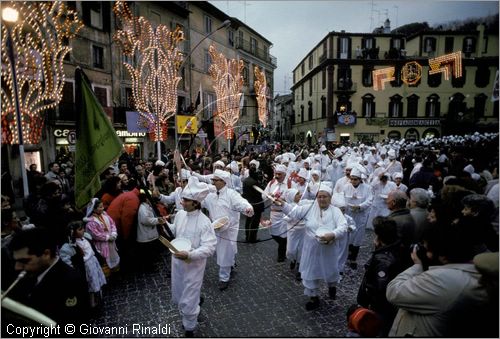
[182,176,210,202]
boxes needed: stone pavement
[89,218,374,338]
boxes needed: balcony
[333,80,357,93]
[318,54,327,63]
[235,37,277,67]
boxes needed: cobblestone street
[89,215,374,338]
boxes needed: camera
[410,243,429,269]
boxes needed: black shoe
[277,256,286,262]
[218,281,229,291]
[199,296,204,306]
[295,271,302,281]
[305,297,320,311]
[290,260,296,270]
[328,286,337,300]
[185,330,194,337]
[349,261,358,270]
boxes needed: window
[424,37,436,53]
[263,45,268,58]
[323,41,327,57]
[301,63,305,76]
[241,96,247,116]
[451,67,466,88]
[309,79,313,96]
[308,55,313,70]
[90,2,103,30]
[301,85,304,100]
[205,93,215,120]
[238,31,243,46]
[474,94,487,119]
[204,16,212,33]
[463,37,476,54]
[407,94,419,118]
[150,11,161,28]
[428,72,441,87]
[92,45,104,69]
[124,87,134,108]
[426,95,440,118]
[362,38,374,49]
[308,101,313,121]
[362,68,373,87]
[475,66,490,88]
[389,95,403,118]
[228,30,234,46]
[204,49,211,73]
[321,96,326,118]
[58,80,75,121]
[92,85,110,107]
[483,36,488,53]
[250,37,257,55]
[445,37,454,54]
[391,38,402,50]
[339,37,349,59]
[300,105,304,123]
[322,70,326,89]
[242,62,249,85]
[362,94,375,118]
[390,66,402,87]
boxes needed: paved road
[88,216,374,338]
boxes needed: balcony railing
[334,80,357,93]
[235,37,276,66]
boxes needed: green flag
[74,68,122,209]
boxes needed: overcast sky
[209,0,499,96]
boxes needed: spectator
[386,221,490,337]
[9,227,89,324]
[100,176,122,210]
[408,188,431,241]
[357,217,404,336]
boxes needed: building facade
[3,0,275,187]
[291,21,499,144]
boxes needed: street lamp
[3,6,29,199]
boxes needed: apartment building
[291,20,498,144]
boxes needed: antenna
[393,5,399,30]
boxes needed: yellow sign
[176,115,198,134]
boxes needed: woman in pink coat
[85,198,120,273]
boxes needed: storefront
[116,130,146,160]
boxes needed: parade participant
[155,169,191,212]
[262,164,289,262]
[242,162,265,243]
[278,183,347,310]
[202,169,254,290]
[366,171,397,229]
[343,166,373,269]
[303,169,321,200]
[10,227,89,324]
[226,161,242,193]
[85,198,120,276]
[293,168,309,196]
[318,145,331,180]
[170,176,217,337]
[334,162,354,194]
[331,192,356,276]
[283,188,308,280]
[326,149,344,185]
[392,172,408,192]
[192,160,225,184]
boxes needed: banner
[126,111,151,133]
[74,68,122,208]
[176,115,198,134]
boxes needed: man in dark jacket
[357,216,405,336]
[242,162,264,243]
[9,228,89,325]
[387,190,417,267]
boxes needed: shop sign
[389,119,440,127]
[116,130,146,137]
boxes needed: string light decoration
[113,0,184,142]
[1,1,83,144]
[428,51,462,81]
[208,44,244,140]
[372,67,395,91]
[401,61,422,85]
[254,66,268,128]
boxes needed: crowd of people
[1,131,499,337]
